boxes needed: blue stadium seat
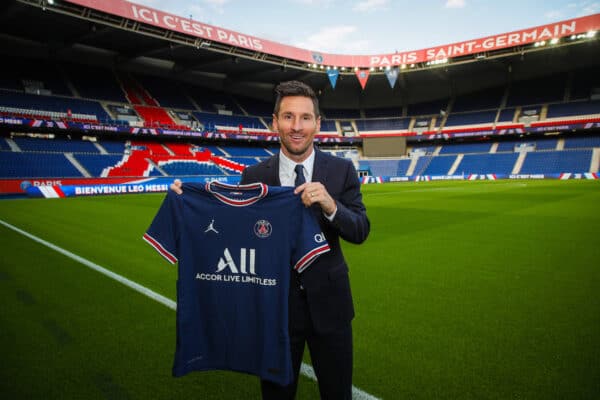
[74,154,123,176]
[444,110,496,126]
[520,150,592,174]
[563,136,600,149]
[421,155,457,175]
[505,74,567,107]
[0,152,83,178]
[454,153,519,175]
[356,118,408,131]
[13,137,99,153]
[439,142,492,154]
[158,161,223,176]
[546,101,600,118]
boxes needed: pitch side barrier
[21,173,600,198]
[360,173,599,184]
[24,176,240,198]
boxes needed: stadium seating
[496,138,558,152]
[355,118,408,132]
[443,111,497,127]
[1,132,596,181]
[420,155,457,175]
[236,95,273,117]
[505,74,567,107]
[193,111,267,130]
[407,98,449,116]
[12,136,99,153]
[133,105,189,130]
[158,161,223,176]
[322,108,361,119]
[454,153,519,175]
[135,74,196,110]
[63,63,127,103]
[1,57,598,144]
[0,89,110,123]
[564,136,600,149]
[0,152,82,178]
[1,55,599,188]
[359,159,411,176]
[519,150,593,174]
[319,120,338,133]
[439,142,492,155]
[546,100,600,118]
[452,87,504,112]
[74,154,124,176]
[189,87,243,114]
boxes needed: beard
[281,135,313,158]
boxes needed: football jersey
[143,181,330,385]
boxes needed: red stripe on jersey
[294,244,330,273]
[143,233,178,264]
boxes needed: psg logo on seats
[254,220,272,238]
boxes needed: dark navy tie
[294,164,305,187]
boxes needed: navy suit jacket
[241,148,370,333]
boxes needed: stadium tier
[0,56,599,138]
[2,134,597,182]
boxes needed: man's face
[273,96,321,162]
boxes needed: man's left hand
[294,182,337,215]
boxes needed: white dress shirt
[278,149,336,220]
[278,150,314,187]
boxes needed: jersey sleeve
[143,191,181,264]
[292,206,330,273]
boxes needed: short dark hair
[273,80,320,118]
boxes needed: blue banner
[384,67,399,89]
[327,69,339,89]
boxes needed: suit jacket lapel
[311,148,328,184]
[266,153,281,186]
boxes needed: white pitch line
[0,219,382,400]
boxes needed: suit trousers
[261,273,353,400]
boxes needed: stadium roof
[1,0,599,107]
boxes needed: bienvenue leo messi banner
[15,172,600,198]
[25,176,241,198]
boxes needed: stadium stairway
[512,152,527,174]
[592,148,600,173]
[64,153,91,177]
[447,154,463,175]
[406,157,419,176]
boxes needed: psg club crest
[311,52,324,64]
[254,220,272,238]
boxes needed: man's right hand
[170,179,183,195]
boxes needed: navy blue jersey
[143,182,329,385]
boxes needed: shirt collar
[279,147,315,187]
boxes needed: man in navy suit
[173,80,369,399]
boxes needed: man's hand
[170,179,183,195]
[294,182,336,215]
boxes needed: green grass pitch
[1,180,599,399]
